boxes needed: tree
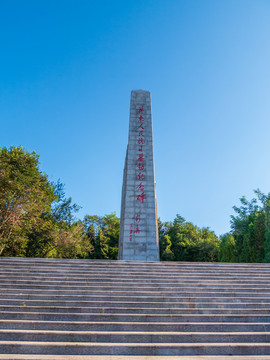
[160,234,175,261]
[226,189,270,263]
[219,233,235,262]
[83,213,120,259]
[0,146,87,259]
[159,215,219,262]
[0,146,56,256]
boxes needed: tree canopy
[159,215,219,262]
[220,189,270,263]
[0,146,85,258]
[1,146,270,263]
[0,146,56,256]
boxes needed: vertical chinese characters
[130,224,133,242]
[135,106,146,235]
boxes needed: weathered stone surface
[118,90,159,261]
[1,258,270,357]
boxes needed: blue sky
[1,0,270,235]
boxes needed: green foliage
[160,234,175,261]
[220,189,270,263]
[218,233,235,262]
[0,146,56,256]
[159,214,219,262]
[83,213,120,259]
[4,147,270,264]
[0,146,86,259]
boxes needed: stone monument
[118,90,159,261]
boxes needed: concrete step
[2,257,270,269]
[1,341,270,356]
[2,286,270,296]
[1,293,269,303]
[1,257,270,357]
[1,305,270,315]
[0,356,270,360]
[0,330,269,343]
[1,311,270,323]
[2,273,270,284]
[2,268,270,277]
[0,292,270,307]
[3,276,270,286]
[1,265,270,273]
[0,256,266,263]
[1,299,270,308]
[1,320,270,332]
[0,270,267,278]
[2,281,270,291]
[2,276,270,286]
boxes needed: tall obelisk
[118,90,159,261]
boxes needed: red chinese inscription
[137,163,144,171]
[137,192,146,204]
[134,104,146,235]
[130,224,133,242]
[136,210,141,222]
[137,182,144,191]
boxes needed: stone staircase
[0,258,270,359]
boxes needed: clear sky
[1,0,270,235]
